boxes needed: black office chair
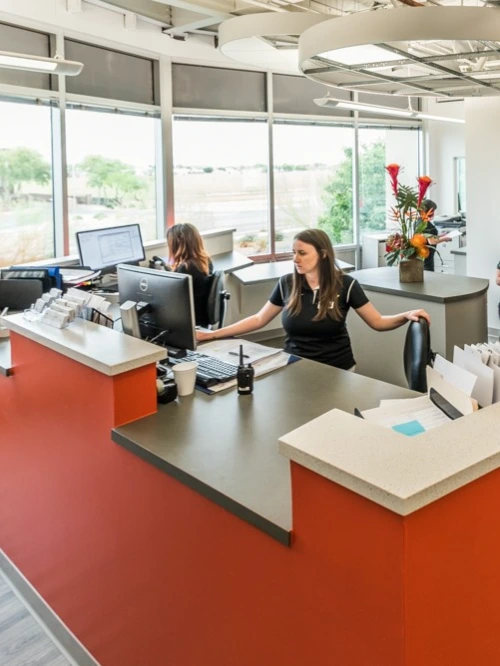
[403,316,435,393]
[206,270,230,329]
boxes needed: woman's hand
[403,309,431,325]
[438,233,452,242]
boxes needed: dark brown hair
[287,228,344,321]
[167,223,211,275]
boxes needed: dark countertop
[0,338,12,376]
[212,251,254,274]
[233,259,355,285]
[112,359,416,545]
[351,267,488,303]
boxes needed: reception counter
[3,312,500,666]
[347,267,489,386]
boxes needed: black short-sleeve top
[175,260,214,327]
[269,273,369,369]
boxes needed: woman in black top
[197,229,430,370]
[421,199,452,272]
[167,223,213,327]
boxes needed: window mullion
[267,72,276,260]
[51,32,69,258]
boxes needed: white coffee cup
[172,361,198,396]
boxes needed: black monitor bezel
[117,263,197,353]
[76,223,146,271]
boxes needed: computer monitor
[76,224,145,273]
[117,264,196,353]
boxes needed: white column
[465,97,500,330]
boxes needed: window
[0,99,54,266]
[65,107,159,254]
[173,117,269,256]
[358,128,421,237]
[273,123,355,248]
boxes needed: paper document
[197,338,282,366]
[453,346,494,407]
[426,366,477,415]
[205,351,292,393]
[441,229,462,239]
[60,268,101,284]
[433,354,477,397]
[361,394,451,434]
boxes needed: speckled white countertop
[1,313,166,376]
[279,403,500,515]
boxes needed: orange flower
[410,233,427,248]
[417,175,433,206]
[417,245,430,259]
[386,164,400,196]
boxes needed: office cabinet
[362,234,388,269]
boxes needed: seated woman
[197,229,430,370]
[166,223,213,327]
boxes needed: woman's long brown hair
[167,223,211,275]
[287,229,344,321]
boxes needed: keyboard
[169,350,238,388]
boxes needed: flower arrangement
[384,164,434,266]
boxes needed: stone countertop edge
[1,313,166,377]
[351,268,488,304]
[111,430,291,546]
[278,405,500,516]
[201,228,236,239]
[233,259,354,285]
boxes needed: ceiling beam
[87,0,171,23]
[152,0,235,17]
[163,14,230,32]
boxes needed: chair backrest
[403,317,433,392]
[206,270,230,328]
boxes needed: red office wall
[404,468,500,666]
[0,333,407,666]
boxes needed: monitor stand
[166,347,187,359]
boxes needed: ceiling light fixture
[300,7,500,98]
[314,95,465,123]
[218,13,328,74]
[0,51,84,76]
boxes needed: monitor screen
[76,224,145,271]
[117,264,196,352]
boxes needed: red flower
[417,175,433,206]
[385,164,400,196]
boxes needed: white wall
[465,97,500,329]
[424,98,465,216]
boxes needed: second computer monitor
[117,264,196,352]
[76,224,145,273]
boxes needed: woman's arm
[354,302,431,332]
[428,234,451,245]
[196,301,283,341]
